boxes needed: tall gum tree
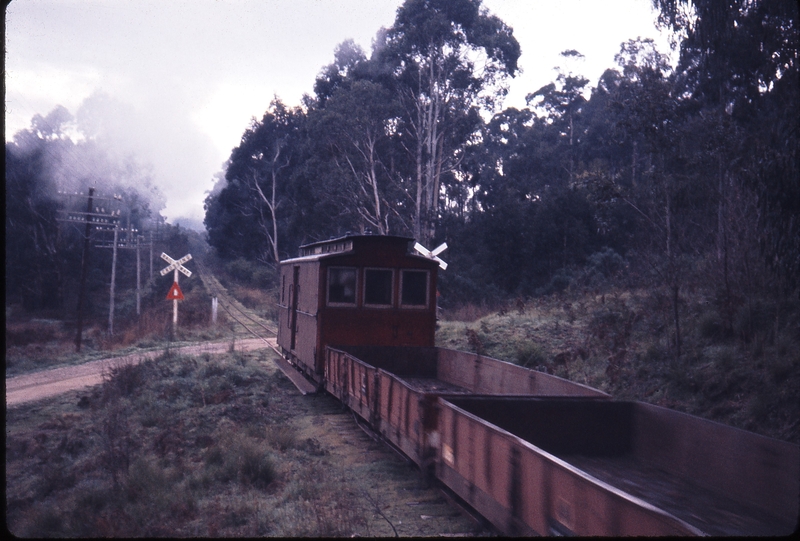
[378,0,520,246]
[309,40,408,236]
[527,50,589,184]
[211,99,301,266]
[654,0,800,321]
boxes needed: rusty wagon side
[437,396,800,536]
[324,345,609,469]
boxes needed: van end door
[290,266,299,350]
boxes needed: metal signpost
[160,252,192,331]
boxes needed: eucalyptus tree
[310,79,409,235]
[604,37,700,357]
[527,50,589,184]
[654,0,800,321]
[7,106,166,317]
[6,139,62,311]
[377,0,520,245]
[205,99,303,266]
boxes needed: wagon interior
[445,396,798,536]
[334,345,608,397]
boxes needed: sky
[5,0,674,228]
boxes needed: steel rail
[193,261,280,357]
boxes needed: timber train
[277,234,799,536]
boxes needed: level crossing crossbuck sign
[413,242,448,270]
[160,253,192,278]
[160,252,192,329]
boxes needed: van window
[328,267,357,305]
[364,269,393,306]
[401,270,428,307]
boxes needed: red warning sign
[166,282,185,300]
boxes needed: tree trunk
[672,282,681,359]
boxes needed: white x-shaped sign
[160,252,192,277]
[414,242,448,270]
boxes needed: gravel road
[5,337,276,407]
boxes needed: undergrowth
[438,289,800,444]
[6,349,480,537]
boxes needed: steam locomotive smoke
[11,89,221,229]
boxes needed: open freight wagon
[438,396,800,536]
[325,345,608,469]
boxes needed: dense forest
[204,0,798,323]
[6,0,798,344]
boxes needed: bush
[537,268,573,296]
[226,258,277,288]
[515,343,547,368]
[102,360,149,401]
[266,425,299,452]
[584,248,625,284]
[240,448,278,489]
[206,433,278,490]
[125,456,172,503]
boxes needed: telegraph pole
[58,189,122,350]
[75,188,94,352]
[136,234,141,316]
[108,224,119,335]
[149,230,154,278]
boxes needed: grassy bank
[437,289,800,444]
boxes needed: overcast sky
[5,0,674,227]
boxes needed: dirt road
[5,337,276,407]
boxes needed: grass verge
[6,349,483,537]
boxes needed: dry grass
[5,309,232,378]
[6,348,483,537]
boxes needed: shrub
[515,343,546,368]
[266,425,299,452]
[206,433,278,490]
[102,360,150,401]
[537,268,573,296]
[226,258,277,288]
[574,247,626,289]
[240,449,278,489]
[125,457,172,503]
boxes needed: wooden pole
[136,235,141,316]
[149,230,154,279]
[108,224,118,336]
[75,187,94,352]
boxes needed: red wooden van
[277,235,439,384]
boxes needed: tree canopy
[202,0,797,317]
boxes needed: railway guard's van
[277,235,439,383]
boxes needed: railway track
[193,260,318,393]
[194,261,278,343]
